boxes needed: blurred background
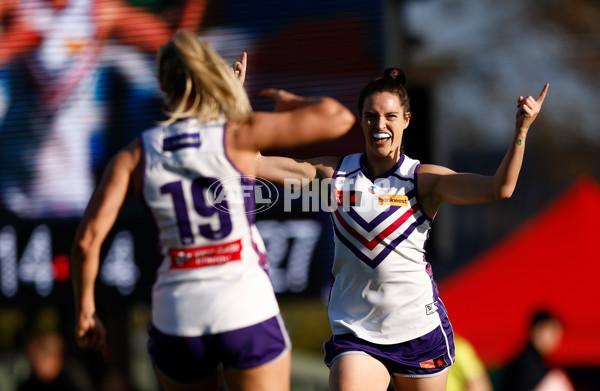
[0,0,599,390]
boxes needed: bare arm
[256,155,340,188]
[70,139,141,351]
[227,89,353,176]
[419,84,548,217]
[235,89,355,152]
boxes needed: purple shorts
[147,314,291,384]
[324,308,455,377]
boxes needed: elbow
[71,230,95,263]
[321,98,356,137]
[495,186,515,201]
[339,107,356,134]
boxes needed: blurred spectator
[447,334,493,391]
[501,310,574,391]
[17,307,93,391]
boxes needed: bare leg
[223,350,292,391]
[329,354,391,391]
[392,369,449,391]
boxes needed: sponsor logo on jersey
[378,194,409,206]
[419,355,448,369]
[169,238,242,269]
[163,133,201,151]
[368,185,376,194]
[334,190,362,206]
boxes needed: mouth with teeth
[372,132,391,144]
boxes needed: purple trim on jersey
[138,136,162,256]
[331,214,428,269]
[359,153,405,181]
[162,132,201,151]
[240,176,257,225]
[323,312,454,377]
[332,155,357,179]
[342,189,418,232]
[413,163,434,222]
[219,123,268,270]
[390,173,415,183]
[148,315,290,384]
[221,121,247,181]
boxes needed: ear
[404,112,411,129]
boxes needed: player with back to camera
[257,68,548,391]
[70,30,355,391]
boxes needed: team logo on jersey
[163,132,201,151]
[334,190,362,206]
[419,355,448,369]
[378,194,409,207]
[425,301,438,315]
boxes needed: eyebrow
[363,110,401,115]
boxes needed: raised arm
[70,139,141,351]
[227,89,353,178]
[244,89,355,151]
[418,84,549,218]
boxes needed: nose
[377,116,387,130]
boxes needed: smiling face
[361,91,410,165]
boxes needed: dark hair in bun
[357,67,410,116]
[383,68,407,86]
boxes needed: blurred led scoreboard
[0,0,384,304]
[0,201,336,304]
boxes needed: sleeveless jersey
[141,118,279,336]
[328,153,443,344]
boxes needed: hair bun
[383,68,407,86]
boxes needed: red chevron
[333,203,419,251]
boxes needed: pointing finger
[536,83,549,105]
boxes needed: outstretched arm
[418,84,549,217]
[256,155,340,189]
[70,139,141,351]
[242,89,355,151]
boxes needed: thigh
[223,349,291,391]
[393,369,448,391]
[329,353,391,391]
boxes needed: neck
[364,150,402,176]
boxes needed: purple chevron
[332,214,428,269]
[340,188,418,232]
